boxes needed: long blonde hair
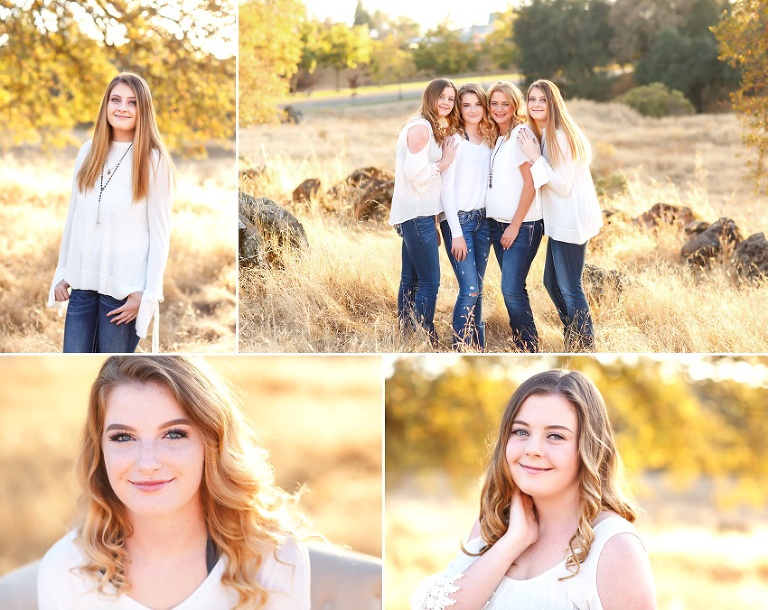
[75,356,304,610]
[457,82,497,147]
[77,72,174,202]
[408,77,461,145]
[475,370,636,578]
[486,81,527,140]
[526,79,590,167]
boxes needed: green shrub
[616,83,695,118]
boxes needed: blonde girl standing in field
[486,81,543,352]
[411,369,656,610]
[439,83,495,351]
[37,356,310,610]
[517,79,603,352]
[49,72,174,354]
[390,78,460,346]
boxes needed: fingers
[107,305,138,325]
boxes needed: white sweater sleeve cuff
[530,157,550,189]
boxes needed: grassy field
[386,471,768,610]
[0,355,382,576]
[239,99,768,353]
[0,141,237,353]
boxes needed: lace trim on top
[414,572,464,610]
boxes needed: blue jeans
[543,238,595,352]
[440,209,491,350]
[490,219,544,352]
[63,289,140,353]
[395,216,441,346]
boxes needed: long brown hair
[526,79,590,167]
[457,82,497,147]
[475,370,637,578]
[77,72,174,202]
[408,77,461,145]
[75,356,305,610]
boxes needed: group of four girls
[390,77,603,352]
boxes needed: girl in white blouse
[411,369,656,610]
[390,78,460,346]
[37,356,310,610]
[517,79,603,352]
[439,83,495,350]
[49,72,174,353]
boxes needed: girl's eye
[128,100,136,105]
[108,432,132,442]
[165,428,189,440]
[548,433,565,441]
[512,428,529,437]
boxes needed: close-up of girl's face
[489,90,513,130]
[527,87,548,124]
[436,86,456,118]
[101,381,205,520]
[106,82,139,139]
[459,92,484,126]
[505,393,580,500]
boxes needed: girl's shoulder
[404,116,433,133]
[39,531,84,578]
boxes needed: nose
[136,441,161,472]
[524,436,543,457]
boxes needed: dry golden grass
[0,355,382,575]
[239,100,768,352]
[385,472,768,610]
[0,142,237,353]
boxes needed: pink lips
[519,464,552,475]
[131,479,172,492]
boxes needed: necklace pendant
[107,169,112,176]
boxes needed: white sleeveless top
[411,516,640,610]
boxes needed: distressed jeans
[440,209,491,350]
[63,289,140,353]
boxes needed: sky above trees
[303,0,517,30]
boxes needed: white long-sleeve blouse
[47,140,173,351]
[440,133,491,237]
[389,117,444,226]
[529,128,603,245]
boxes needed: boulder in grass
[681,217,743,268]
[292,178,321,204]
[239,192,308,267]
[583,263,626,302]
[329,167,395,221]
[731,232,768,282]
[632,203,697,230]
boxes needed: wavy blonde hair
[486,81,527,140]
[77,72,174,202]
[75,356,304,609]
[456,82,497,148]
[526,79,591,167]
[407,77,460,145]
[474,369,636,578]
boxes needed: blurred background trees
[0,0,235,154]
[385,356,768,508]
[236,0,763,192]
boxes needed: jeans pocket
[519,223,535,246]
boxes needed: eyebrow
[512,419,574,433]
[110,95,137,100]
[105,418,192,433]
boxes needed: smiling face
[101,381,205,520]
[436,85,456,118]
[489,90,514,134]
[106,82,138,141]
[527,86,549,126]
[460,92,484,127]
[505,393,580,501]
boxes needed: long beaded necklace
[97,143,133,224]
[488,135,506,189]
